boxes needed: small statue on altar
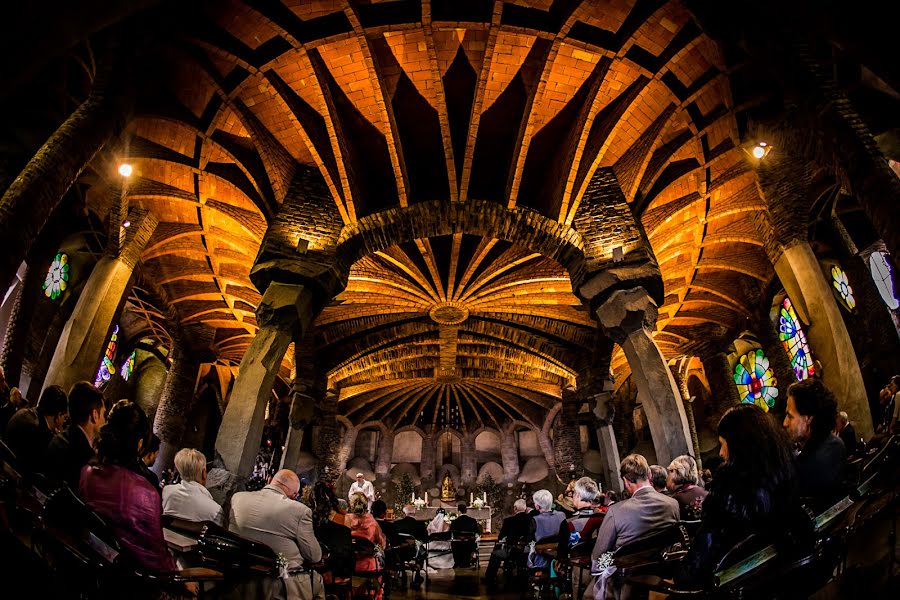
[441,472,456,499]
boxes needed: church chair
[526,534,561,600]
[423,530,452,589]
[351,536,384,599]
[384,532,422,591]
[450,531,480,570]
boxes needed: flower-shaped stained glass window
[734,349,779,412]
[95,325,119,387]
[868,251,899,310]
[43,253,69,300]
[831,265,856,310]
[778,297,815,381]
[120,350,135,381]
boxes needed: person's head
[337,498,349,513]
[312,482,339,526]
[68,381,105,429]
[9,387,25,408]
[666,455,699,491]
[36,385,68,433]
[619,454,651,494]
[784,378,838,446]
[349,492,369,515]
[270,469,301,499]
[836,411,849,431]
[513,498,527,513]
[532,489,553,512]
[174,448,207,485]
[889,375,900,394]
[604,490,618,505]
[457,502,468,514]
[717,404,794,501]
[356,472,365,484]
[372,499,388,519]
[142,434,161,466]
[591,492,604,508]
[573,477,599,509]
[402,504,417,517]
[649,465,667,492]
[95,400,149,469]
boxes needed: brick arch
[334,199,585,274]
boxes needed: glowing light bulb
[752,145,766,159]
[118,163,133,177]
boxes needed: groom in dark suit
[45,382,106,490]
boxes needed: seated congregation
[1,371,896,599]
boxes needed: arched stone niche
[392,430,423,464]
[475,429,501,465]
[516,429,542,459]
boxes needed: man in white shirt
[348,472,375,510]
[163,448,223,525]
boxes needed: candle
[470,492,473,503]
[412,492,415,503]
[483,492,487,504]
[424,491,428,503]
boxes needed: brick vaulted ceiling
[106,0,773,408]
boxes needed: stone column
[215,282,315,475]
[500,423,520,485]
[553,388,583,478]
[0,41,134,292]
[590,389,623,493]
[374,425,394,479]
[460,431,477,487]
[0,263,38,387]
[42,210,157,394]
[698,350,740,410]
[314,392,342,482]
[420,427,436,487]
[280,388,315,472]
[595,287,693,467]
[152,341,201,473]
[773,241,874,437]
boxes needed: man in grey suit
[229,469,324,600]
[591,454,679,599]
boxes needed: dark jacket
[449,513,481,535]
[796,435,847,507]
[315,519,353,580]
[671,484,708,521]
[45,423,95,490]
[3,407,53,473]
[80,464,176,572]
[376,517,400,546]
[498,510,534,544]
[838,423,858,456]
[394,515,428,542]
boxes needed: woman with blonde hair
[346,491,387,598]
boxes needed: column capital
[594,287,658,344]
[255,282,315,336]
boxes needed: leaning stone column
[314,392,342,482]
[152,341,201,473]
[0,262,44,386]
[590,388,623,493]
[595,287,693,467]
[500,422,520,485]
[215,282,315,475]
[698,350,740,410]
[0,41,134,291]
[374,425,395,479]
[43,210,157,394]
[553,387,583,478]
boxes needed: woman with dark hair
[310,482,353,584]
[677,404,803,586]
[80,400,175,572]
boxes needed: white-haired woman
[527,489,565,569]
[162,448,223,525]
[666,455,707,520]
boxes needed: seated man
[784,379,847,506]
[229,469,324,600]
[528,489,566,569]
[835,411,859,456]
[45,382,105,490]
[162,448,223,525]
[394,504,428,542]
[3,384,67,474]
[649,465,668,493]
[485,498,533,584]
[372,499,399,546]
[449,503,481,567]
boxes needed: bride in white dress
[425,509,454,570]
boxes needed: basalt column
[152,341,201,473]
[554,387,583,478]
[313,392,342,482]
[590,387,622,493]
[43,210,157,394]
[461,432,477,488]
[281,344,324,473]
[500,423,520,485]
[420,428,436,488]
[216,283,316,475]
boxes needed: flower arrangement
[471,497,485,509]
[594,551,614,572]
[446,512,458,522]
[413,497,426,509]
[276,553,290,579]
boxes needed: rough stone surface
[152,341,201,473]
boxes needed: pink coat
[346,513,386,572]
[80,464,175,572]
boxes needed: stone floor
[389,568,520,600]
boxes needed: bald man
[229,469,324,599]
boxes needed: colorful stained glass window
[43,253,69,300]
[95,325,119,386]
[868,251,899,310]
[831,265,856,310]
[120,350,135,381]
[734,349,779,412]
[778,297,815,381]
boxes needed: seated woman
[79,400,175,572]
[666,454,707,521]
[346,492,387,598]
[677,404,802,586]
[311,482,353,584]
[425,508,454,570]
[162,447,223,525]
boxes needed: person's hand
[183,581,199,596]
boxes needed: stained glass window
[734,349,779,412]
[95,325,119,386]
[831,265,856,310]
[869,251,899,310]
[43,253,69,300]
[120,350,135,381]
[778,297,815,381]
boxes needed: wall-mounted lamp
[122,220,131,228]
[744,141,772,161]
[118,163,133,177]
